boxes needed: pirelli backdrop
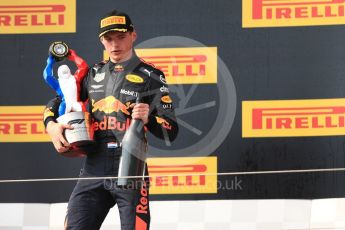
[1,0,345,203]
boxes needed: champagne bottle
[117,94,148,187]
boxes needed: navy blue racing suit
[43,52,178,230]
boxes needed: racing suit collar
[108,51,141,73]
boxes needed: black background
[1,0,345,202]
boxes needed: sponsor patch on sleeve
[43,108,54,121]
[126,74,144,83]
[161,95,172,103]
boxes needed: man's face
[100,31,137,63]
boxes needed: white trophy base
[56,111,94,157]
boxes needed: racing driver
[43,9,178,230]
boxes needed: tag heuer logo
[94,73,105,83]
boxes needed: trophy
[44,41,94,157]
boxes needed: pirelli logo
[0,106,49,142]
[0,0,76,34]
[242,98,345,137]
[105,47,217,84]
[243,0,345,28]
[147,157,217,194]
[101,16,126,28]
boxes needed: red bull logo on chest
[92,96,130,115]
